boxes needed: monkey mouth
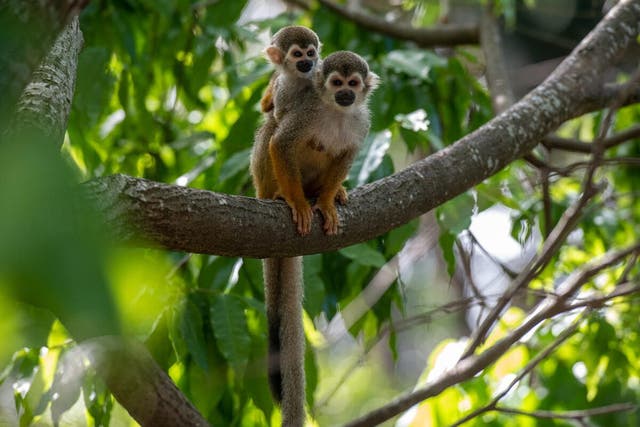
[335,90,355,106]
[296,60,313,73]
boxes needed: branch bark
[85,337,209,427]
[84,0,640,259]
[0,0,88,127]
[7,16,82,144]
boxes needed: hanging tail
[263,257,305,426]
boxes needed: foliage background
[1,0,639,426]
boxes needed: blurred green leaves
[0,137,119,347]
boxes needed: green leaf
[210,295,251,369]
[349,131,392,186]
[388,326,398,362]
[436,192,475,235]
[177,299,209,370]
[438,231,456,278]
[219,148,252,182]
[197,256,238,292]
[340,243,387,268]
[303,255,326,318]
[385,220,418,257]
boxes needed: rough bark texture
[0,0,87,125]
[84,1,640,259]
[8,16,82,144]
[86,337,209,427]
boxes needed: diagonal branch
[343,242,640,427]
[84,0,640,259]
[451,311,584,427]
[0,0,88,127]
[7,16,83,144]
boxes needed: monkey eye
[348,80,359,87]
[293,50,303,58]
[332,79,343,86]
[307,50,315,57]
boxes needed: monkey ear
[265,46,284,65]
[366,71,380,91]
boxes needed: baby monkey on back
[260,25,321,118]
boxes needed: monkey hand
[313,199,339,235]
[335,186,348,205]
[291,199,313,235]
[278,195,313,235]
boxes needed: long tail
[263,257,305,426]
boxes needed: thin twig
[450,310,585,427]
[543,124,640,153]
[343,244,639,427]
[495,402,637,420]
[459,65,640,362]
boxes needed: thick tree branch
[286,0,479,47]
[0,0,88,126]
[84,337,209,427]
[85,0,640,259]
[8,16,82,144]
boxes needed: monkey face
[286,44,319,77]
[323,71,367,108]
[318,51,379,110]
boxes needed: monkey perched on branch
[251,41,379,426]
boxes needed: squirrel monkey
[251,51,378,426]
[260,26,321,118]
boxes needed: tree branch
[543,124,640,153]
[0,0,88,127]
[84,337,209,427]
[451,312,584,427]
[7,16,82,144]
[343,242,640,427]
[286,0,479,47]
[495,403,637,421]
[85,0,640,259]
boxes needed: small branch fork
[343,242,640,427]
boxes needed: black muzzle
[296,60,313,73]
[335,89,355,106]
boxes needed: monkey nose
[335,90,355,106]
[296,60,313,73]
